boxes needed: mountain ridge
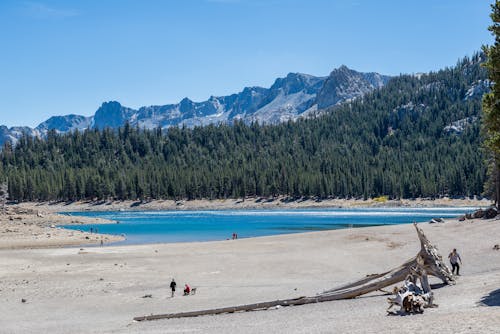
[0,66,390,146]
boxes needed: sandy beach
[0,201,499,333]
[0,205,123,249]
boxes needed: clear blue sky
[0,0,494,127]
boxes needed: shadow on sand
[430,282,448,290]
[479,288,500,307]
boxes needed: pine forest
[0,54,487,202]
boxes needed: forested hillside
[0,53,487,202]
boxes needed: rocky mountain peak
[316,66,391,109]
[0,65,393,146]
[36,115,91,133]
[93,101,136,129]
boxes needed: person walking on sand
[170,279,177,297]
[448,248,462,275]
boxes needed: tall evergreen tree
[482,0,500,208]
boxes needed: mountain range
[0,66,390,147]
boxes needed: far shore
[14,196,493,213]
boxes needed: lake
[59,207,477,245]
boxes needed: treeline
[0,53,487,202]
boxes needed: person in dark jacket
[170,279,177,297]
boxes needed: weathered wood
[321,223,454,300]
[322,258,416,294]
[134,222,453,321]
[414,223,455,284]
[134,296,310,321]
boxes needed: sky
[0,0,494,128]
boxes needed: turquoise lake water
[60,207,478,245]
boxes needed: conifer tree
[0,53,487,202]
[483,0,500,208]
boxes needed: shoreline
[15,196,492,213]
[0,205,124,249]
[0,197,489,250]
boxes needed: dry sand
[0,206,123,249]
[0,202,499,333]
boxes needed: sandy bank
[15,196,492,213]
[0,205,124,249]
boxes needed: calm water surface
[60,207,477,245]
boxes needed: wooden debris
[134,223,453,321]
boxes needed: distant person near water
[448,248,462,275]
[170,279,177,297]
[184,283,191,295]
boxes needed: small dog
[402,294,414,313]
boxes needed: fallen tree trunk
[134,222,454,321]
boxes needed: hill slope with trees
[0,53,487,202]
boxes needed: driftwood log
[134,222,454,321]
